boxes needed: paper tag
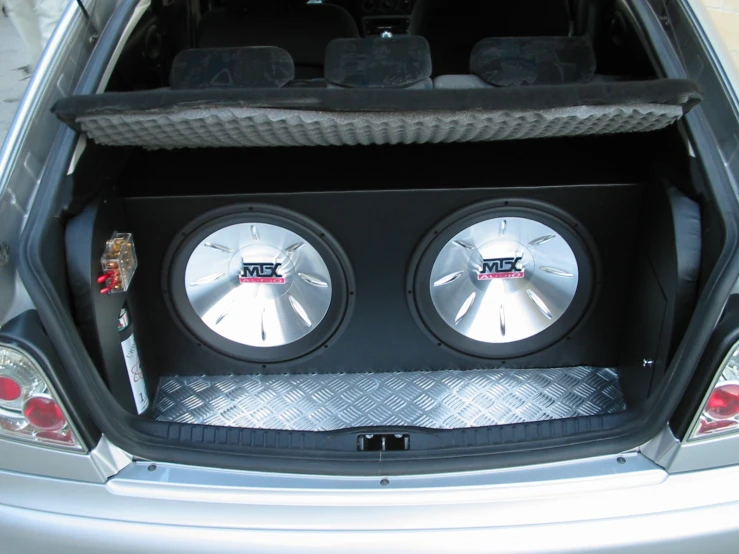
[121,333,149,414]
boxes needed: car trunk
[59,127,706,442]
[34,0,723,467]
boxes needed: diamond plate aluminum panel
[154,367,625,431]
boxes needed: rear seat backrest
[324,36,433,89]
[197,1,359,79]
[471,36,595,87]
[434,36,596,89]
[170,47,295,89]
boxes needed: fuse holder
[99,232,137,294]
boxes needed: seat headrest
[170,47,295,89]
[324,36,432,88]
[470,37,596,87]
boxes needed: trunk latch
[357,433,410,451]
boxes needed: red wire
[99,276,118,295]
[97,270,116,284]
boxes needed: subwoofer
[164,204,354,363]
[408,200,596,359]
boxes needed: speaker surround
[408,200,596,359]
[164,204,354,363]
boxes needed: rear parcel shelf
[51,79,702,149]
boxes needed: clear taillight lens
[690,344,739,439]
[0,344,83,450]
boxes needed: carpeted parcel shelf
[52,80,701,148]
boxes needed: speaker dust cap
[167,205,353,363]
[185,222,332,347]
[410,202,594,359]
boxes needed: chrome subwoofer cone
[408,201,595,359]
[431,217,579,343]
[166,205,354,363]
[186,223,332,347]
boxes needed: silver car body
[1,1,739,552]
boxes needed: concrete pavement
[701,0,739,71]
[0,12,30,146]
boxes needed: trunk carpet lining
[154,367,626,431]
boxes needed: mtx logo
[478,256,524,280]
[239,262,285,284]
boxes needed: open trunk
[61,128,705,441]
[37,0,722,467]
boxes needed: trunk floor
[153,367,626,431]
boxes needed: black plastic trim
[14,0,739,475]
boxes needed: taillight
[690,344,739,439]
[705,383,739,419]
[0,377,21,401]
[23,396,66,431]
[0,344,83,450]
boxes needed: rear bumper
[2,452,739,553]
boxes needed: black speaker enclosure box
[115,185,639,375]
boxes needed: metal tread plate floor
[154,366,626,432]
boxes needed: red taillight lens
[691,342,739,439]
[698,419,738,435]
[0,344,82,449]
[23,396,66,431]
[0,377,21,401]
[705,384,739,419]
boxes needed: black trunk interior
[63,129,703,428]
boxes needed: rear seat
[434,36,597,89]
[168,35,433,91]
[171,35,611,93]
[197,0,359,79]
[170,46,296,90]
[323,36,433,90]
